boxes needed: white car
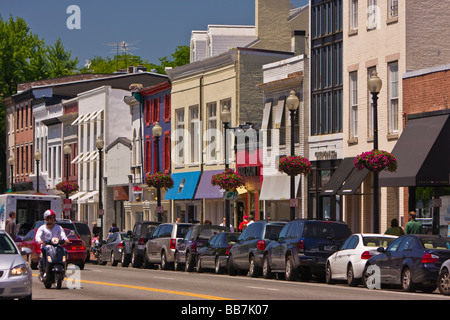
[0,230,32,300]
[326,233,397,286]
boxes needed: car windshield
[120,232,131,241]
[362,236,396,247]
[176,224,191,238]
[198,228,226,240]
[420,237,450,250]
[0,234,18,255]
[303,222,351,240]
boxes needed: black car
[363,234,450,292]
[174,225,229,272]
[263,220,352,281]
[228,220,286,277]
[196,232,240,274]
[97,232,131,266]
[123,221,161,268]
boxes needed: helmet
[43,209,56,221]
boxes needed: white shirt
[35,224,68,243]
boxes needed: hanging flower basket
[56,181,79,194]
[211,168,244,191]
[354,149,397,173]
[278,155,312,176]
[146,172,174,189]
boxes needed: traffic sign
[289,199,298,207]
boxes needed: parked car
[363,234,450,292]
[326,233,397,286]
[196,232,240,274]
[228,220,286,277]
[174,225,230,272]
[97,232,131,266]
[0,230,32,300]
[123,221,161,268]
[16,228,87,270]
[263,220,352,281]
[438,258,450,295]
[33,219,92,262]
[145,223,192,270]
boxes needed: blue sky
[0,0,308,69]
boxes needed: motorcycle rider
[35,209,70,280]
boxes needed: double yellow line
[33,274,233,300]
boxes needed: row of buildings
[3,0,450,237]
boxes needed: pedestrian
[220,217,234,232]
[5,211,16,240]
[109,222,119,233]
[405,211,422,234]
[238,215,249,232]
[92,222,100,237]
[247,215,255,226]
[384,218,405,236]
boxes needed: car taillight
[297,240,304,252]
[225,244,232,255]
[257,240,265,251]
[361,251,374,260]
[190,243,197,252]
[139,238,145,245]
[422,253,439,264]
[117,242,124,249]
[71,246,85,250]
[170,239,177,250]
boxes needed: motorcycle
[40,237,68,289]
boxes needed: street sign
[98,209,104,216]
[63,210,71,218]
[290,199,298,207]
[156,206,164,214]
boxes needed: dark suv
[175,225,229,272]
[228,220,286,277]
[263,220,351,281]
[123,221,161,268]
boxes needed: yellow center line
[33,274,233,300]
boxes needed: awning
[380,113,450,187]
[320,158,356,195]
[337,167,370,195]
[78,191,99,204]
[164,171,201,200]
[69,191,86,201]
[194,170,224,199]
[260,174,300,200]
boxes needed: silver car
[0,230,32,300]
[145,223,192,270]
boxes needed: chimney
[291,30,307,56]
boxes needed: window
[388,0,398,18]
[350,0,358,30]
[367,66,376,138]
[388,61,399,133]
[190,105,199,164]
[350,71,358,139]
[206,102,217,161]
[367,0,378,29]
[145,99,151,125]
[164,94,171,122]
[145,139,152,173]
[152,98,160,124]
[163,134,170,172]
[175,109,185,165]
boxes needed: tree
[46,37,79,78]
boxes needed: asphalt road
[31,262,450,302]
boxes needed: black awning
[320,158,355,195]
[337,167,370,195]
[379,113,450,187]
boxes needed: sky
[0,0,309,69]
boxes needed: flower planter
[146,172,174,189]
[56,181,79,194]
[278,156,312,176]
[211,169,244,191]
[354,149,397,173]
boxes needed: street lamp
[96,136,104,240]
[286,90,299,221]
[63,143,72,199]
[152,122,163,221]
[34,150,42,194]
[368,71,382,233]
[8,156,14,192]
[221,105,232,229]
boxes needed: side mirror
[377,247,385,253]
[20,247,32,255]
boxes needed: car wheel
[347,264,358,287]
[248,255,260,277]
[131,248,143,268]
[143,250,154,269]
[215,257,223,274]
[285,255,298,281]
[228,255,237,276]
[401,267,416,292]
[439,268,450,295]
[185,252,195,272]
[111,252,118,266]
[161,251,169,270]
[121,253,131,268]
[326,262,335,284]
[262,255,273,279]
[196,256,203,273]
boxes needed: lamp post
[96,136,104,241]
[8,156,14,192]
[221,105,232,229]
[34,150,42,194]
[286,90,300,221]
[368,71,382,233]
[63,143,72,199]
[152,122,163,222]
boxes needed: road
[31,262,450,303]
